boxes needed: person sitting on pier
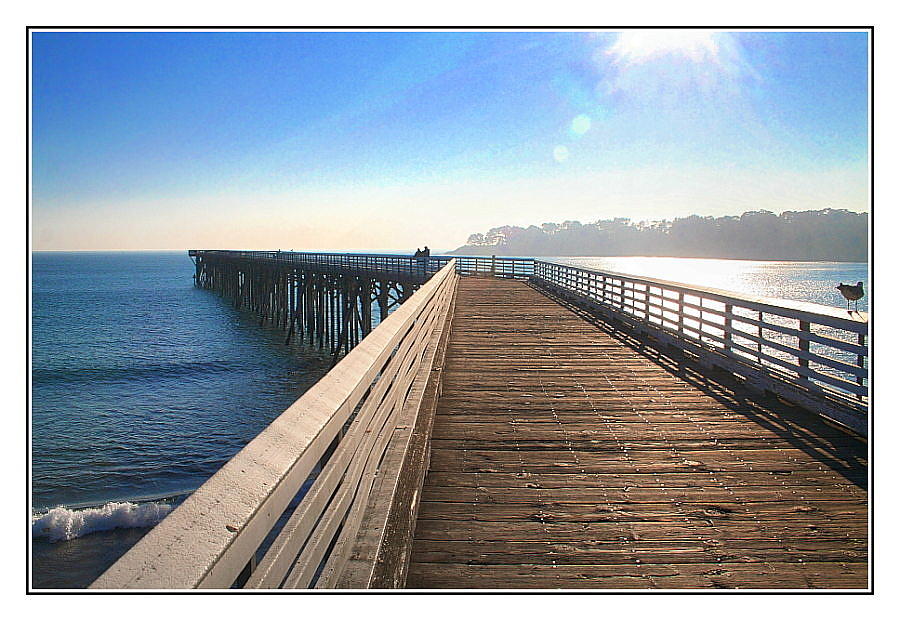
[423,246,430,257]
[413,248,422,257]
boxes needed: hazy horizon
[32,30,869,252]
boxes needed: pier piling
[190,251,428,359]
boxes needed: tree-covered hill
[450,209,868,261]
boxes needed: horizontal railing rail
[532,260,868,434]
[450,255,534,278]
[193,249,448,281]
[189,250,534,280]
[92,260,459,590]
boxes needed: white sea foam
[32,501,173,542]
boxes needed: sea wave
[32,500,173,542]
[32,360,241,385]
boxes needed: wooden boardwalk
[406,278,868,590]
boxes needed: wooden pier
[92,252,868,591]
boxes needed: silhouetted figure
[836,281,864,312]
[414,248,422,257]
[423,246,430,257]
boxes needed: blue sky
[31,30,869,250]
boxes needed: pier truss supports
[192,254,419,360]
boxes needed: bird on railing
[836,281,864,313]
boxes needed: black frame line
[25,24,875,596]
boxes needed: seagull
[836,281,864,312]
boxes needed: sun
[607,30,721,65]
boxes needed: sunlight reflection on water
[550,256,868,312]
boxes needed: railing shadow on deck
[91,260,459,590]
[530,282,867,490]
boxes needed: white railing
[92,260,458,589]
[533,261,868,435]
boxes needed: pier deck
[406,278,867,589]
[93,254,867,591]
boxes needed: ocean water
[30,252,869,589]
[31,252,334,588]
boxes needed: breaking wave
[32,500,174,542]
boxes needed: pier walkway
[92,253,868,591]
[406,278,867,589]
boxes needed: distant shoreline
[453,209,868,263]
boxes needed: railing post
[757,311,763,363]
[697,297,706,343]
[798,320,810,381]
[723,303,733,352]
[234,554,258,588]
[640,283,647,320]
[857,331,866,400]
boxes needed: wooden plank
[415,499,867,524]
[406,561,868,590]
[410,538,868,565]
[428,437,864,452]
[412,519,867,543]
[425,448,866,475]
[429,420,861,439]
[420,471,866,492]
[420,485,867,504]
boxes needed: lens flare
[570,114,592,136]
[553,145,570,163]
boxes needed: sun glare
[607,30,721,64]
[596,31,747,102]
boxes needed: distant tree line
[451,209,868,261]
